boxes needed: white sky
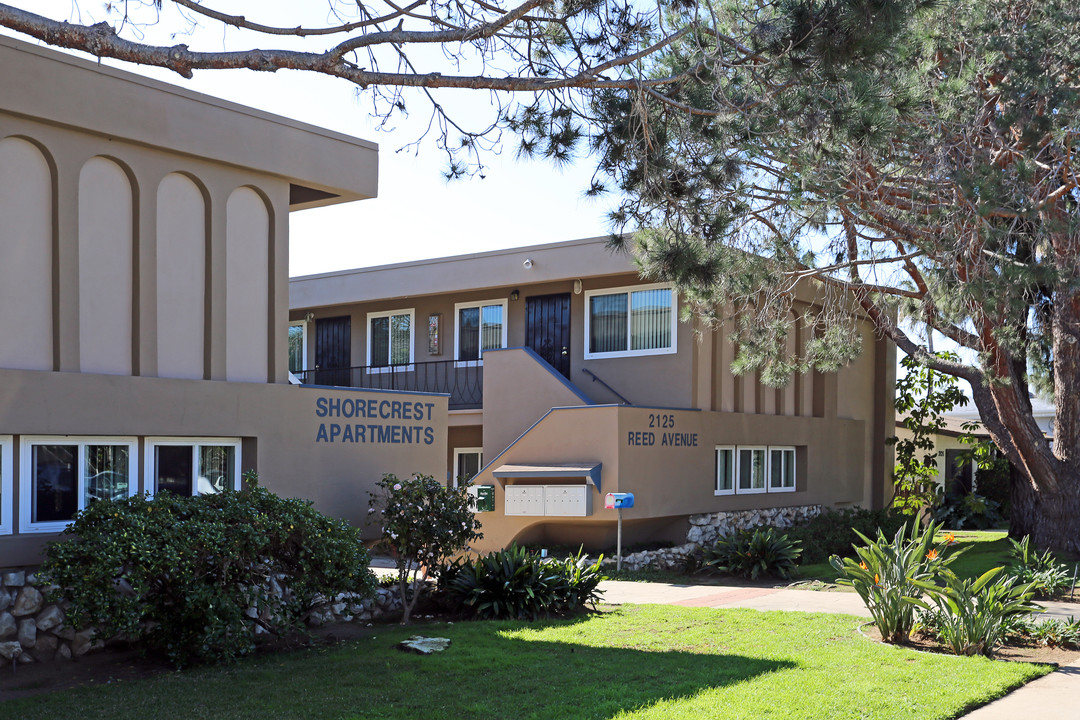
[6,1,619,277]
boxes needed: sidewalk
[597,579,1080,719]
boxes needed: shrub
[1004,535,1073,599]
[784,508,906,565]
[42,483,375,667]
[368,473,482,624]
[699,528,801,580]
[910,568,1039,656]
[932,483,1002,530]
[443,545,603,620]
[1001,615,1080,648]
[830,520,954,643]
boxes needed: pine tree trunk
[1008,474,1080,556]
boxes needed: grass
[3,606,1050,720]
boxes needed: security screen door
[525,293,571,379]
[314,316,351,386]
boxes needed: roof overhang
[492,462,603,493]
[0,36,377,211]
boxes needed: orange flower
[874,573,880,585]
[859,561,868,571]
[926,549,939,560]
[944,532,956,544]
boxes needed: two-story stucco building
[290,237,896,551]
[0,36,448,567]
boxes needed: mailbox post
[604,493,635,571]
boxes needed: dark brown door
[314,316,351,386]
[526,293,571,379]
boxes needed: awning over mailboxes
[491,463,602,493]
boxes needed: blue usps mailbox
[605,493,635,570]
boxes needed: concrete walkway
[597,579,1080,719]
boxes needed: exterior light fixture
[510,289,520,301]
[573,279,582,295]
[304,311,315,323]
[523,258,533,269]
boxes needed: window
[737,446,768,494]
[20,436,138,533]
[455,300,507,365]
[0,436,11,535]
[453,448,483,488]
[584,284,676,359]
[367,309,413,370]
[715,446,735,496]
[769,447,796,492]
[717,445,799,496]
[288,321,307,375]
[146,439,241,497]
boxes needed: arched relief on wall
[156,172,209,380]
[224,186,272,383]
[0,136,56,371]
[77,156,137,376]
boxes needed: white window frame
[735,446,768,495]
[769,446,797,493]
[366,308,415,373]
[288,320,308,376]
[144,437,242,498]
[452,447,484,488]
[19,436,139,534]
[453,299,508,367]
[0,436,12,535]
[583,282,677,360]
[714,445,735,496]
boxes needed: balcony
[295,359,482,410]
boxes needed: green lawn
[4,606,1050,719]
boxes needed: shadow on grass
[331,632,796,720]
[8,616,796,720]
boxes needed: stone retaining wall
[0,569,408,666]
[602,505,824,572]
[687,504,824,546]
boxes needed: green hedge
[42,485,375,667]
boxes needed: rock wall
[603,505,824,572]
[687,505,824,546]
[0,569,100,665]
[0,568,409,666]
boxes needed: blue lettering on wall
[314,395,439,444]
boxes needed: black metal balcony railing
[296,360,483,410]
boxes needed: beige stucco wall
[0,36,378,209]
[0,137,53,372]
[156,173,207,380]
[467,404,869,551]
[0,368,447,565]
[0,110,292,385]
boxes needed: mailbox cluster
[504,485,591,516]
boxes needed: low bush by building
[41,482,376,667]
[783,507,906,565]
